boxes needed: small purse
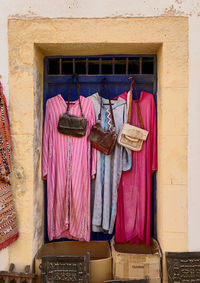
[57,74,87,137]
[118,77,148,151]
[89,80,117,155]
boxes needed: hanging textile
[0,83,19,250]
[115,91,157,246]
[42,94,96,241]
[88,93,132,234]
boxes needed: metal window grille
[47,56,155,76]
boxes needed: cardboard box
[111,238,162,283]
[35,241,112,283]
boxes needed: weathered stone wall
[0,0,199,261]
[5,18,188,282]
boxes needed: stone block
[8,231,33,271]
[9,64,34,87]
[8,18,188,45]
[13,182,34,233]
[9,87,34,135]
[158,232,188,252]
[161,42,188,88]
[157,88,188,136]
[157,185,187,233]
[11,134,33,184]
[157,135,187,185]
[9,43,34,70]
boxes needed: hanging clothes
[42,94,96,241]
[88,93,132,234]
[0,83,19,250]
[115,91,157,246]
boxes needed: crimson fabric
[0,84,19,250]
[0,85,12,179]
[115,91,157,246]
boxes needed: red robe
[115,91,157,246]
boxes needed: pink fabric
[42,94,96,241]
[112,92,127,100]
[115,91,157,246]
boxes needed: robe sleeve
[42,100,51,180]
[89,102,97,179]
[151,95,157,173]
[122,101,132,171]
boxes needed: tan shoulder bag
[118,77,149,151]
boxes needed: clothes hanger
[128,76,141,100]
[100,77,114,105]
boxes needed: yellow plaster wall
[7,17,188,280]
[157,36,188,281]
[8,42,34,268]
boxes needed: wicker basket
[166,252,200,282]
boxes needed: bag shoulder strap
[108,96,116,129]
[67,73,84,117]
[98,78,116,130]
[128,77,144,129]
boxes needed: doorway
[43,54,157,243]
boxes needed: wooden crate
[111,238,162,283]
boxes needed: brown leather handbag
[89,90,117,155]
[57,74,87,137]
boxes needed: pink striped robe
[42,94,96,241]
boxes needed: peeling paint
[66,0,79,9]
[163,4,185,16]
[5,1,200,20]
[175,0,182,4]
[11,166,26,193]
[12,60,33,73]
